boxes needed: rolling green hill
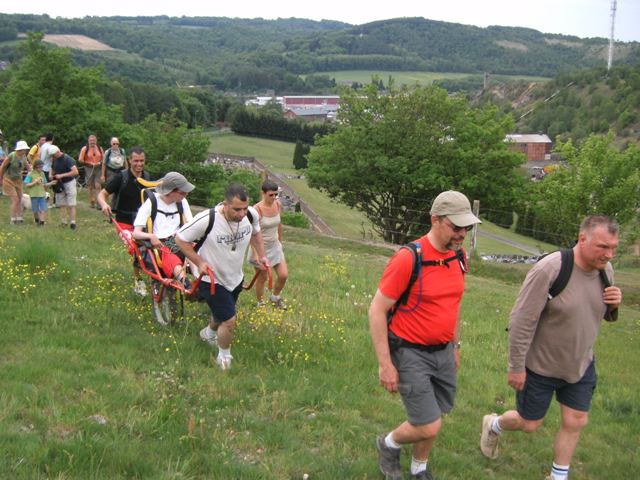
[1,14,638,91]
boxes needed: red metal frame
[243,266,273,291]
[110,217,214,298]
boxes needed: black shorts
[517,360,597,421]
[198,281,243,323]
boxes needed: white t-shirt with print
[177,204,260,289]
[133,196,193,239]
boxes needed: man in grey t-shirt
[480,215,622,480]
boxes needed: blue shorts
[517,360,597,420]
[198,281,243,323]
[31,197,48,213]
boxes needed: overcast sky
[2,0,639,42]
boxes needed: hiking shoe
[411,468,434,479]
[216,353,233,370]
[134,280,148,297]
[199,327,218,347]
[376,435,402,480]
[480,413,500,459]
[270,295,288,310]
[256,300,266,307]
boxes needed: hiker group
[1,131,290,372]
[2,131,624,479]
[369,191,622,480]
[0,132,129,229]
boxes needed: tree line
[0,34,259,208]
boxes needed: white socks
[384,432,401,449]
[205,326,217,339]
[411,457,428,475]
[550,462,569,479]
[492,416,503,434]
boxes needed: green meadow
[312,71,551,87]
[0,192,638,479]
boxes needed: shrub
[281,212,310,229]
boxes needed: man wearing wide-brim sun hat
[0,140,32,224]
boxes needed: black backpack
[194,207,254,252]
[541,249,617,321]
[388,242,467,321]
[541,249,611,299]
[111,169,151,212]
[141,189,186,233]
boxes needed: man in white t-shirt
[176,183,268,370]
[133,171,194,282]
[39,133,56,179]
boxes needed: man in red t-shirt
[369,190,480,480]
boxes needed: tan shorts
[2,177,23,197]
[84,164,102,186]
[55,180,78,206]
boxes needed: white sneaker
[480,413,500,459]
[199,327,218,347]
[134,280,148,297]
[216,353,233,370]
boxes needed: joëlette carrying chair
[108,176,213,325]
[111,215,214,325]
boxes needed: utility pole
[607,0,617,72]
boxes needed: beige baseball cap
[430,190,481,227]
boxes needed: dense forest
[1,13,639,92]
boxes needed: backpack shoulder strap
[247,208,254,225]
[386,242,422,321]
[599,268,611,288]
[398,242,422,307]
[176,200,185,227]
[548,249,574,300]
[142,189,156,233]
[195,208,216,252]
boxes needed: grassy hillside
[0,194,638,479]
[207,132,558,255]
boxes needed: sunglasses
[443,219,473,233]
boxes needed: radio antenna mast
[607,0,617,71]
